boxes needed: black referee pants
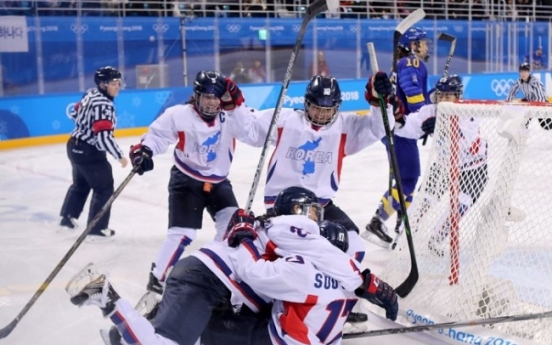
[59,137,114,235]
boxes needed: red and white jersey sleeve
[230,239,357,345]
[340,106,394,155]
[141,104,238,183]
[391,104,436,140]
[263,215,364,292]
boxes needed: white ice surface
[0,136,446,345]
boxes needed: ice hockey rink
[0,135,447,345]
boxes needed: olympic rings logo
[226,25,241,33]
[349,25,357,33]
[70,24,88,34]
[491,79,516,96]
[292,25,301,33]
[153,24,169,33]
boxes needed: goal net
[378,101,552,344]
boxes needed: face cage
[415,38,433,62]
[305,100,339,127]
[296,202,324,222]
[195,92,221,118]
[436,90,462,102]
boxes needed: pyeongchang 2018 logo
[491,79,516,97]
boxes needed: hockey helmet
[436,75,463,100]
[273,186,324,221]
[94,66,122,87]
[193,71,226,119]
[318,220,349,253]
[519,62,531,72]
[398,27,432,62]
[304,76,342,127]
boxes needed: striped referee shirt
[68,88,124,160]
[506,76,548,102]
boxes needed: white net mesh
[379,101,552,343]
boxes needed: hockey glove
[220,78,245,111]
[389,95,405,127]
[129,144,154,176]
[421,116,436,135]
[365,72,393,106]
[225,209,257,248]
[355,269,398,321]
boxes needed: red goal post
[374,100,552,344]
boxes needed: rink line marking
[0,128,147,150]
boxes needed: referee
[506,62,547,102]
[59,66,128,242]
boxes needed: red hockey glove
[355,269,398,321]
[225,209,257,247]
[129,144,154,175]
[221,78,245,111]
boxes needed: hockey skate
[147,263,164,295]
[361,215,393,249]
[86,228,116,243]
[69,273,120,317]
[59,216,78,230]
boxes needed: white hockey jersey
[386,104,488,171]
[228,107,394,206]
[192,215,364,314]
[141,104,259,183]
[230,235,359,345]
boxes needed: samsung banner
[0,73,551,142]
[0,16,28,53]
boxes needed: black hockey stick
[0,167,138,339]
[421,32,457,145]
[384,9,426,222]
[343,309,552,339]
[368,43,418,298]
[244,0,339,211]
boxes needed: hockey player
[227,72,394,262]
[506,62,547,103]
[59,66,128,242]
[67,186,398,345]
[363,27,431,247]
[227,73,394,325]
[201,219,398,345]
[128,70,259,295]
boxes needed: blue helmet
[436,75,463,99]
[398,27,431,61]
[304,76,342,127]
[273,186,324,221]
[193,71,226,119]
[318,220,349,253]
[94,66,121,87]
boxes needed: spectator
[229,62,251,84]
[309,51,330,78]
[525,46,547,70]
[248,59,266,83]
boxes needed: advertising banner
[0,16,28,53]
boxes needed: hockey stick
[244,0,339,211]
[384,9,426,225]
[0,167,138,339]
[343,309,552,339]
[368,43,418,298]
[421,33,457,145]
